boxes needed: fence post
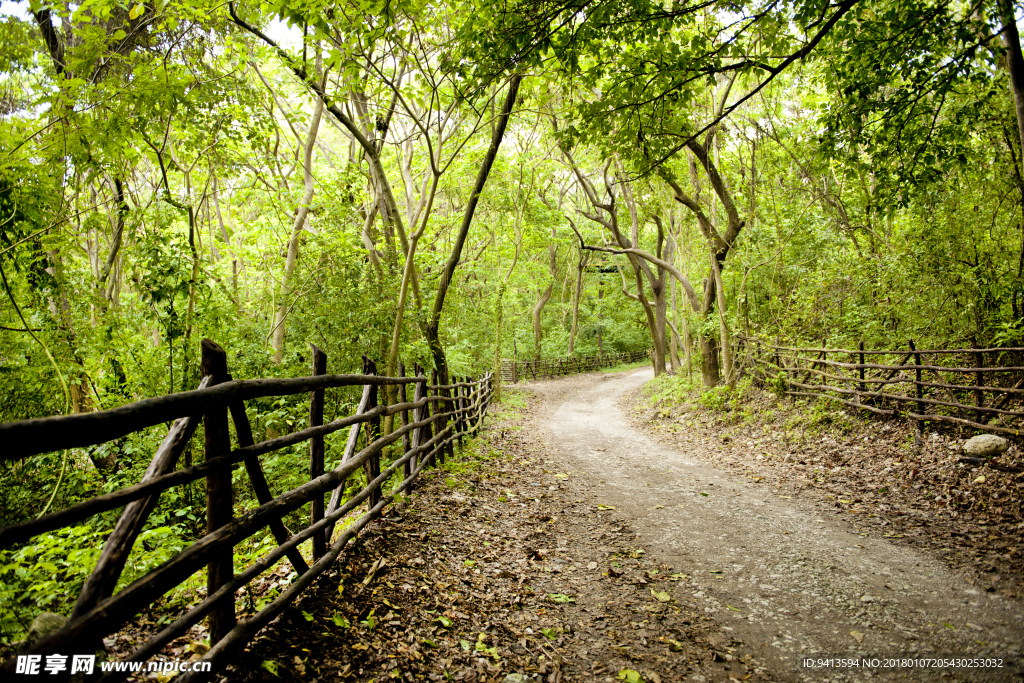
[399,362,412,493]
[908,340,924,448]
[200,339,236,644]
[411,363,429,481]
[309,345,327,560]
[440,368,452,464]
[858,341,866,394]
[362,355,381,509]
[974,340,985,423]
[429,369,439,466]
[456,376,466,447]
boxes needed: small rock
[850,631,865,644]
[19,612,67,653]
[503,675,529,683]
[964,435,1009,457]
[860,595,875,603]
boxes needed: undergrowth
[641,371,860,437]
[599,360,649,374]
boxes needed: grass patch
[600,360,650,374]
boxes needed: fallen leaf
[362,557,387,585]
[725,605,741,612]
[974,476,986,484]
[850,631,864,644]
[618,668,644,683]
[650,589,671,602]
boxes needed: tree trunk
[710,250,733,386]
[701,332,720,386]
[532,282,553,361]
[425,75,522,379]
[493,285,506,401]
[271,71,324,364]
[568,251,587,355]
[97,177,127,306]
[998,0,1024,162]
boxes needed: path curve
[526,368,1023,682]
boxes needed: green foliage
[0,520,188,644]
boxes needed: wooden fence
[0,339,493,682]
[736,337,1024,437]
[500,350,649,383]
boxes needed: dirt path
[526,368,1024,682]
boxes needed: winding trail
[526,368,1024,682]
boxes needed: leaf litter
[215,391,752,683]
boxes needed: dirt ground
[219,367,1023,683]
[525,368,1024,682]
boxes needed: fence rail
[500,350,649,383]
[0,339,493,682]
[736,337,1024,437]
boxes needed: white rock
[964,435,1009,457]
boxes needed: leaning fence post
[362,356,381,508]
[201,339,236,644]
[309,344,327,560]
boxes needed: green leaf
[435,615,453,628]
[128,3,144,20]
[260,660,279,677]
[549,593,575,604]
[618,669,644,683]
[540,627,557,640]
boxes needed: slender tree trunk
[532,282,553,361]
[97,177,127,306]
[272,71,324,364]
[493,285,506,401]
[569,251,587,354]
[711,249,733,386]
[425,74,522,379]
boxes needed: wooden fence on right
[500,350,649,384]
[736,338,1024,437]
